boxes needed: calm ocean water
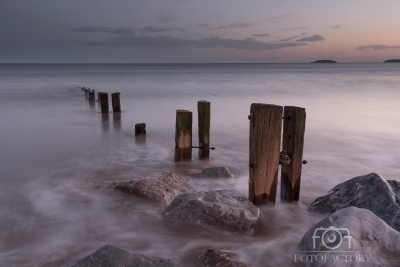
[0,63,399,266]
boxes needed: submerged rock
[308,172,400,231]
[297,207,400,267]
[198,248,248,267]
[161,189,259,235]
[61,244,176,267]
[197,167,234,178]
[109,171,185,205]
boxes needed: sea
[0,63,399,266]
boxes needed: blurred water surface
[0,63,399,266]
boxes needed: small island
[384,59,400,63]
[310,60,338,63]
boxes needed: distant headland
[384,59,400,63]
[310,60,338,63]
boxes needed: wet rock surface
[197,167,234,178]
[109,171,185,205]
[297,207,400,267]
[308,172,400,231]
[197,248,248,267]
[161,189,259,235]
[61,244,176,267]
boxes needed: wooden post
[99,92,109,113]
[198,100,210,159]
[97,92,101,101]
[88,90,95,101]
[175,110,192,160]
[84,88,89,99]
[281,106,306,202]
[249,103,283,205]
[111,92,121,113]
[135,123,146,135]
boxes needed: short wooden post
[198,100,210,159]
[249,103,283,205]
[84,88,89,99]
[175,110,192,160]
[135,123,146,135]
[97,92,101,101]
[281,106,306,202]
[88,90,95,101]
[99,92,109,113]
[111,92,121,113]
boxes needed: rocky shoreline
[63,170,400,266]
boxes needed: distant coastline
[384,59,400,63]
[310,60,338,63]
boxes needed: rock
[308,172,400,231]
[197,167,234,178]
[109,171,185,205]
[161,189,259,235]
[296,207,400,267]
[61,244,176,267]
[197,248,248,267]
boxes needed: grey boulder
[109,171,185,205]
[197,248,248,267]
[309,172,400,231]
[296,207,400,267]
[61,244,176,267]
[197,167,234,178]
[161,189,259,235]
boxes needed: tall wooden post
[198,100,210,159]
[111,92,121,113]
[99,92,109,113]
[281,106,306,201]
[175,110,192,160]
[249,103,283,205]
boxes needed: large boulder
[161,189,259,235]
[61,244,176,267]
[308,172,400,231]
[197,167,234,178]
[197,248,248,267]
[109,171,185,205]
[296,207,400,267]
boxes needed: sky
[1,0,400,63]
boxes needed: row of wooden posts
[82,87,146,135]
[175,102,306,204]
[81,87,306,204]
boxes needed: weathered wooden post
[99,92,109,113]
[84,88,89,99]
[111,92,121,113]
[135,123,146,135]
[249,103,283,205]
[281,106,306,202]
[88,90,95,101]
[197,100,210,159]
[175,110,192,160]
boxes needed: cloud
[283,27,307,31]
[141,26,185,34]
[253,34,270,37]
[68,33,307,51]
[69,26,134,36]
[68,26,185,36]
[279,35,299,42]
[296,35,325,42]
[331,25,341,29]
[264,14,291,22]
[158,14,178,23]
[356,44,400,51]
[209,22,255,30]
